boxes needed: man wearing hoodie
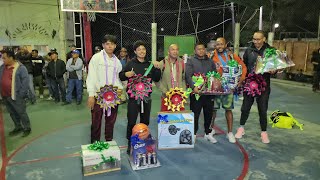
[185,42,217,144]
[235,31,276,144]
[119,40,161,154]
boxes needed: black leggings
[239,87,270,131]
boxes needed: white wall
[0,0,67,59]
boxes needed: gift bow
[264,48,277,59]
[227,59,239,67]
[88,141,110,152]
[206,71,221,79]
[157,114,169,123]
[92,154,117,170]
[192,75,204,87]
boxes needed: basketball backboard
[60,0,117,13]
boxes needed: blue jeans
[51,77,66,102]
[44,73,53,97]
[66,79,83,103]
[28,74,36,102]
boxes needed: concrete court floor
[0,79,319,180]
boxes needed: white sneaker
[209,129,216,136]
[204,134,217,144]
[227,132,236,143]
[235,127,245,139]
[40,95,44,99]
[47,96,53,100]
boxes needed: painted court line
[1,116,249,180]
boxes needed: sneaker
[9,128,23,136]
[22,129,31,137]
[204,133,217,144]
[40,95,44,99]
[47,96,54,100]
[235,127,245,139]
[76,101,81,105]
[261,131,270,144]
[227,132,236,143]
[209,129,216,136]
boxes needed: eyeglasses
[252,38,262,41]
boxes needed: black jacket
[47,59,66,79]
[16,52,33,74]
[243,43,271,85]
[311,49,320,72]
[119,57,161,95]
[31,56,44,76]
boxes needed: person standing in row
[87,34,123,143]
[209,37,247,143]
[119,40,161,154]
[235,31,276,144]
[185,42,217,143]
[155,44,186,111]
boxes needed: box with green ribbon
[81,140,121,176]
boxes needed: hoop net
[83,1,96,22]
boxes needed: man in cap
[47,49,66,103]
[64,50,83,105]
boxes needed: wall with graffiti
[0,0,66,57]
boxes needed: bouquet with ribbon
[127,74,152,113]
[96,85,122,117]
[164,87,188,112]
[255,48,295,74]
[223,59,242,89]
[243,73,267,97]
[187,73,207,100]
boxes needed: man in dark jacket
[185,42,217,144]
[31,49,45,99]
[311,48,320,92]
[47,50,66,103]
[16,47,36,104]
[119,40,161,154]
[0,49,31,137]
[235,31,276,144]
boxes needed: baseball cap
[72,49,80,54]
[48,48,58,56]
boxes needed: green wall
[164,36,196,56]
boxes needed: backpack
[269,110,304,130]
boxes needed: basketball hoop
[83,0,96,22]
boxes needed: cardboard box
[158,111,195,150]
[81,141,121,176]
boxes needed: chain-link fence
[89,0,233,60]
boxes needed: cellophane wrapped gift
[255,48,295,74]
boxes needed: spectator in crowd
[0,49,31,137]
[43,54,54,100]
[311,48,320,92]
[16,46,36,104]
[31,49,45,99]
[65,50,83,105]
[47,49,66,103]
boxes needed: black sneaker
[22,129,31,137]
[9,128,23,136]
